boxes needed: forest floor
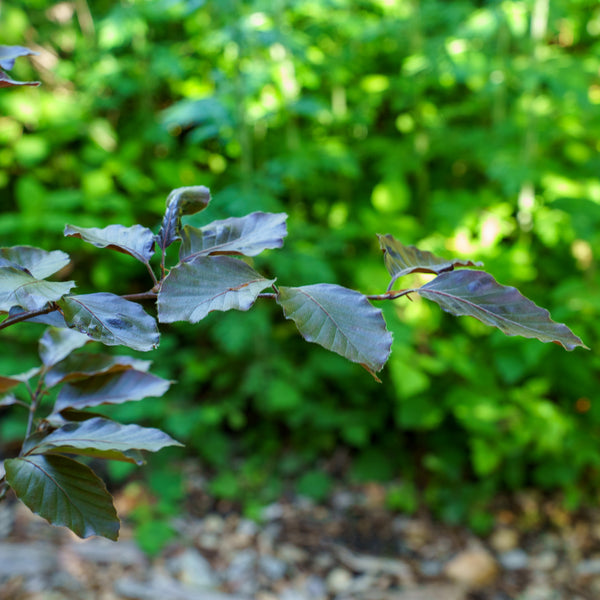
[1,466,600,600]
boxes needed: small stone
[304,574,327,599]
[530,551,558,571]
[261,503,285,521]
[166,548,219,590]
[392,584,467,600]
[576,557,600,576]
[325,567,353,593]
[419,559,444,577]
[68,537,145,566]
[331,491,356,511]
[489,528,519,553]
[499,548,529,571]
[203,514,225,534]
[237,518,259,538]
[277,543,309,564]
[259,554,287,580]
[444,549,499,588]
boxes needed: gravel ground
[1,478,600,600]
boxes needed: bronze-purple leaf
[378,234,482,290]
[180,212,288,260]
[417,270,588,351]
[276,284,392,380]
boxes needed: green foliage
[1,1,599,542]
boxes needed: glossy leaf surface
[417,270,588,350]
[53,369,172,413]
[0,266,75,312]
[64,224,155,264]
[180,212,288,260]
[58,293,159,352]
[158,256,275,323]
[39,327,90,368]
[45,353,151,388]
[378,234,482,289]
[0,246,70,279]
[4,455,119,540]
[28,417,182,458]
[156,186,211,251]
[277,284,392,379]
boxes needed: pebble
[325,567,353,593]
[259,553,287,580]
[67,537,146,566]
[490,528,520,553]
[0,542,57,577]
[304,574,327,599]
[261,503,285,521]
[225,548,258,594]
[530,551,558,571]
[575,557,600,576]
[444,548,499,588]
[393,584,467,600]
[277,543,309,564]
[419,559,444,577]
[166,548,219,589]
[499,548,530,571]
[203,514,226,534]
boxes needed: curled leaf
[156,186,211,251]
[378,234,482,290]
[64,224,155,265]
[180,212,288,260]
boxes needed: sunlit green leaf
[180,212,288,260]
[0,246,70,279]
[39,327,90,368]
[156,186,211,251]
[277,284,392,380]
[53,369,172,413]
[45,353,151,388]
[378,234,482,289]
[0,266,75,313]
[4,455,119,540]
[158,256,275,323]
[64,224,156,264]
[58,293,159,352]
[417,270,588,350]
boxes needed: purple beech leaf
[39,327,90,368]
[52,369,172,413]
[58,293,159,352]
[0,71,40,87]
[378,234,483,290]
[45,353,152,388]
[156,186,211,251]
[64,224,156,264]
[276,284,392,381]
[7,305,69,327]
[416,270,588,351]
[4,455,119,540]
[0,247,70,279]
[27,417,182,460]
[180,212,288,260]
[0,45,39,70]
[0,266,75,312]
[158,256,275,323]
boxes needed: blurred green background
[1,0,599,537]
